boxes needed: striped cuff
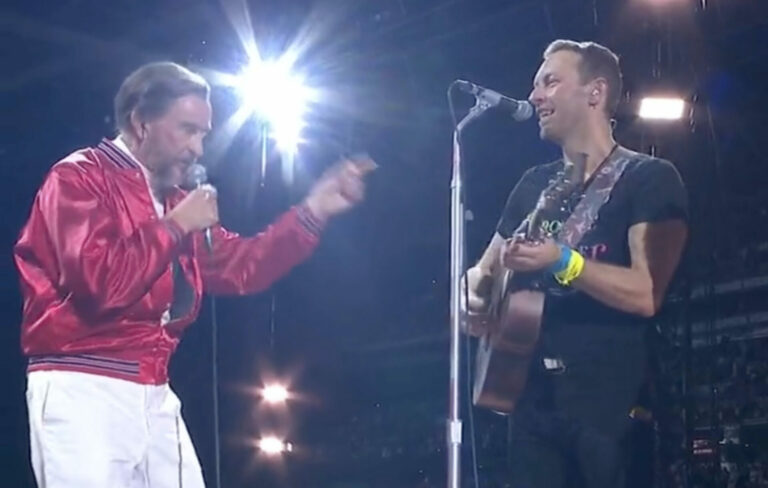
[296,204,325,238]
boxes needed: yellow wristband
[554,250,585,286]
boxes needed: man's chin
[161,166,186,188]
[539,126,562,144]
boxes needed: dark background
[2,0,768,487]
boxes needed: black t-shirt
[496,150,688,437]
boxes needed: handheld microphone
[187,164,214,252]
[455,80,533,121]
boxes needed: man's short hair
[114,62,210,134]
[544,39,623,116]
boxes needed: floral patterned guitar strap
[558,146,638,249]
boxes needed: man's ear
[588,78,608,108]
[129,110,146,141]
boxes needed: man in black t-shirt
[465,40,688,488]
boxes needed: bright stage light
[258,436,293,455]
[235,59,312,152]
[262,384,289,404]
[638,97,686,120]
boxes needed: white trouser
[26,370,205,488]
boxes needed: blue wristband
[549,244,572,274]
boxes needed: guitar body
[472,278,544,413]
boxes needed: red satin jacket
[15,138,323,384]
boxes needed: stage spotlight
[235,59,312,152]
[638,97,686,120]
[261,384,289,404]
[258,436,293,455]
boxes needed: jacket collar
[96,137,141,170]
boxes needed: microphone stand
[447,96,492,488]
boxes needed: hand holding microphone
[166,164,218,249]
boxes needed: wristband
[549,244,572,274]
[554,249,585,286]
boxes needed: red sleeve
[199,205,323,295]
[36,163,183,317]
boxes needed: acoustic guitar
[470,157,585,413]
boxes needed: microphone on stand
[186,163,214,252]
[455,80,534,121]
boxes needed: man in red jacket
[15,62,370,488]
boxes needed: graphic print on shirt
[534,218,610,262]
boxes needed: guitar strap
[558,146,638,248]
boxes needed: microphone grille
[514,101,534,122]
[186,164,208,186]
